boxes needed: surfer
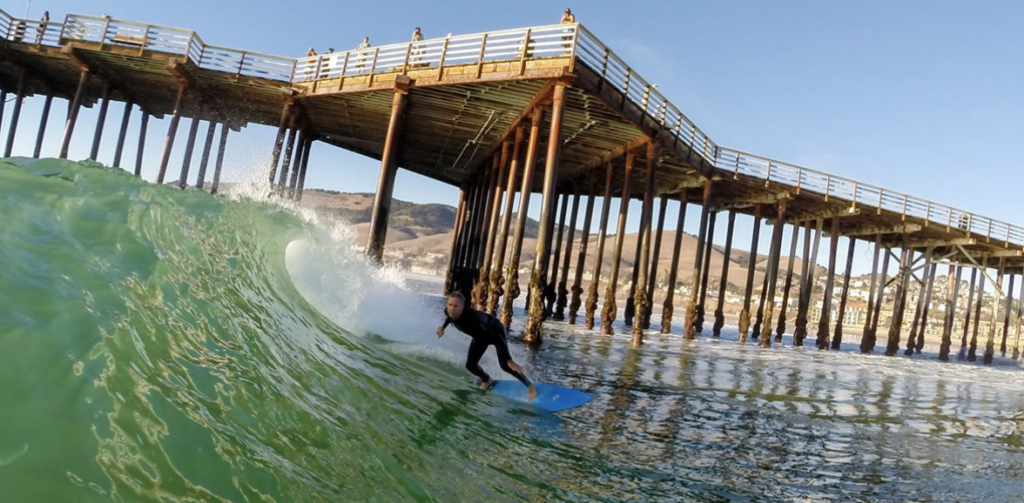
[437,292,538,400]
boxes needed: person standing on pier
[305,47,317,80]
[437,292,538,400]
[35,11,49,44]
[355,37,371,72]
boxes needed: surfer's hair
[447,291,466,305]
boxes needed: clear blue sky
[7,0,1024,276]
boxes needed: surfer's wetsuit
[442,305,533,388]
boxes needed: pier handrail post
[58,14,69,41]
[475,33,488,78]
[100,16,111,47]
[437,37,449,79]
[568,23,579,72]
[185,31,195,62]
[402,42,412,74]
[518,28,532,75]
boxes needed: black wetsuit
[442,306,532,387]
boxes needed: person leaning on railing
[305,47,317,80]
[410,27,424,67]
[560,8,576,54]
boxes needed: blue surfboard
[489,380,592,412]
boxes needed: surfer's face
[446,296,464,319]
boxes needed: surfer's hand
[507,360,523,373]
[436,326,444,338]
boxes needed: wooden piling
[712,210,736,337]
[1013,275,1024,360]
[642,196,669,329]
[367,89,409,265]
[88,84,111,160]
[134,112,149,177]
[4,71,28,157]
[525,83,566,343]
[295,136,312,200]
[915,261,938,354]
[472,156,499,283]
[276,126,298,190]
[738,205,762,342]
[555,190,581,320]
[631,142,658,346]
[984,262,1004,364]
[444,189,468,296]
[695,211,718,333]
[795,219,824,346]
[58,69,91,160]
[661,191,688,334]
[287,130,307,197]
[195,121,217,190]
[968,266,986,362]
[501,108,544,328]
[210,123,229,194]
[816,217,841,350]
[758,201,788,347]
[601,152,634,335]
[31,94,54,159]
[1000,274,1015,356]
[546,192,570,317]
[961,267,978,354]
[866,246,891,352]
[775,221,801,342]
[859,234,882,353]
[112,101,132,168]
[751,258,770,342]
[155,85,186,184]
[905,251,929,355]
[939,264,962,361]
[267,102,293,185]
[568,186,596,325]
[585,163,615,330]
[684,180,713,340]
[477,144,510,311]
[624,210,645,327]
[488,129,524,315]
[177,117,202,189]
[831,238,856,350]
[885,241,912,357]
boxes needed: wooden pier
[1,8,1022,361]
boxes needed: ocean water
[3,158,1024,503]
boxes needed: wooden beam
[712,190,791,211]
[842,223,923,237]
[577,136,651,174]
[905,237,976,249]
[61,45,157,117]
[786,206,860,223]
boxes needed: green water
[3,158,1024,502]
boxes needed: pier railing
[1,7,1021,248]
[572,25,1024,248]
[290,24,576,81]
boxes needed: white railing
[574,25,718,168]
[1,6,1021,248]
[715,147,1024,246]
[572,24,1024,248]
[291,24,576,81]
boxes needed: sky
[5,0,1024,278]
